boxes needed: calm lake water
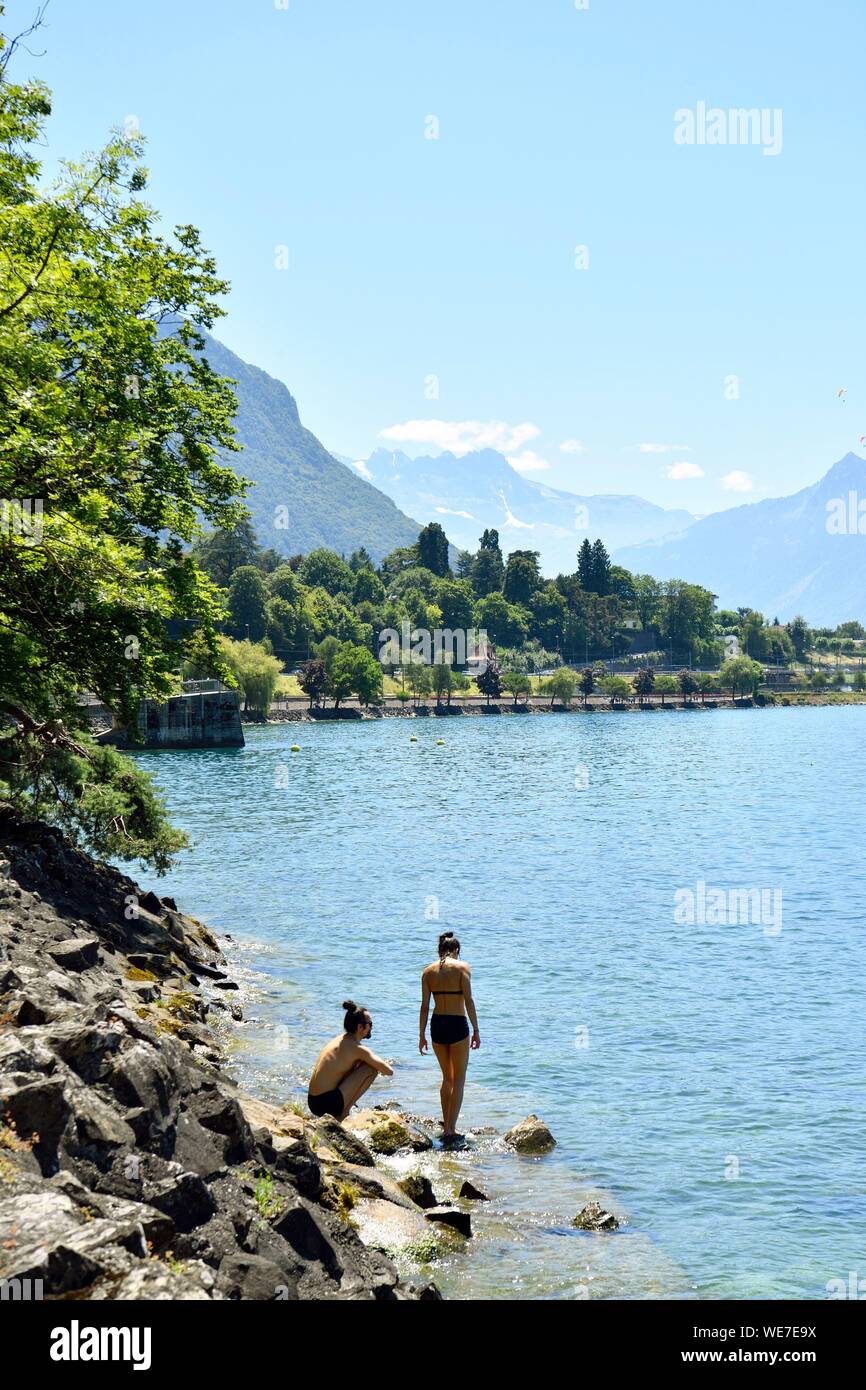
[131,708,866,1300]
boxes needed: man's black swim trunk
[307,1087,344,1118]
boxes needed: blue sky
[21,0,866,515]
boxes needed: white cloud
[497,489,534,529]
[507,450,550,473]
[722,470,754,492]
[351,458,372,481]
[666,461,705,480]
[435,506,475,520]
[378,418,541,456]
[629,442,692,454]
[559,439,584,454]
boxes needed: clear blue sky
[20,0,866,514]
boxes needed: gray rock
[573,1201,619,1231]
[458,1180,489,1201]
[46,937,100,972]
[425,1206,472,1238]
[503,1114,556,1155]
[144,1170,217,1233]
[315,1116,377,1167]
[399,1173,439,1209]
[217,1253,288,1300]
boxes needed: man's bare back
[307,1001,393,1121]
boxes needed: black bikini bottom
[431,1014,470,1045]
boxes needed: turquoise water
[131,708,866,1300]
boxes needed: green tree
[697,672,720,703]
[530,582,567,649]
[659,581,716,658]
[786,614,811,662]
[720,655,764,701]
[600,674,630,705]
[344,644,383,706]
[353,567,385,605]
[227,565,268,641]
[379,543,420,583]
[298,548,354,597]
[219,637,282,716]
[455,549,474,579]
[654,674,679,706]
[633,666,655,705]
[349,546,373,573]
[590,539,611,596]
[434,578,474,632]
[267,563,301,604]
[677,668,700,703]
[502,670,532,705]
[405,659,432,707]
[633,575,662,633]
[608,565,636,605]
[503,550,541,606]
[470,529,504,596]
[417,521,450,577]
[579,667,595,706]
[298,657,327,708]
[476,649,503,705]
[321,640,384,707]
[547,668,577,707]
[191,519,260,587]
[474,592,529,648]
[432,661,455,707]
[0,32,246,869]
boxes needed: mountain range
[201,333,865,624]
[614,453,866,626]
[353,447,695,573]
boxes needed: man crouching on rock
[307,999,394,1121]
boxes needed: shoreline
[0,811,593,1301]
[0,811,451,1300]
[250,692,866,723]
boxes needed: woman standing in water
[419,931,480,1141]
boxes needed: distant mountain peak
[615,453,866,625]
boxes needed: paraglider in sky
[860,435,866,446]
[837,388,847,401]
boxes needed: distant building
[762,668,798,690]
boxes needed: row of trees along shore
[187,517,866,715]
[1,16,862,874]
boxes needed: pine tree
[590,539,611,596]
[417,522,450,577]
[577,538,594,590]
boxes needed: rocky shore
[0,810,453,1300]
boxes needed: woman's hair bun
[342,998,355,1011]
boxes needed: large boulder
[313,1115,376,1167]
[503,1114,556,1155]
[345,1108,432,1155]
[0,1190,148,1295]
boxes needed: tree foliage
[0,25,246,868]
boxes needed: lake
[131,707,866,1300]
